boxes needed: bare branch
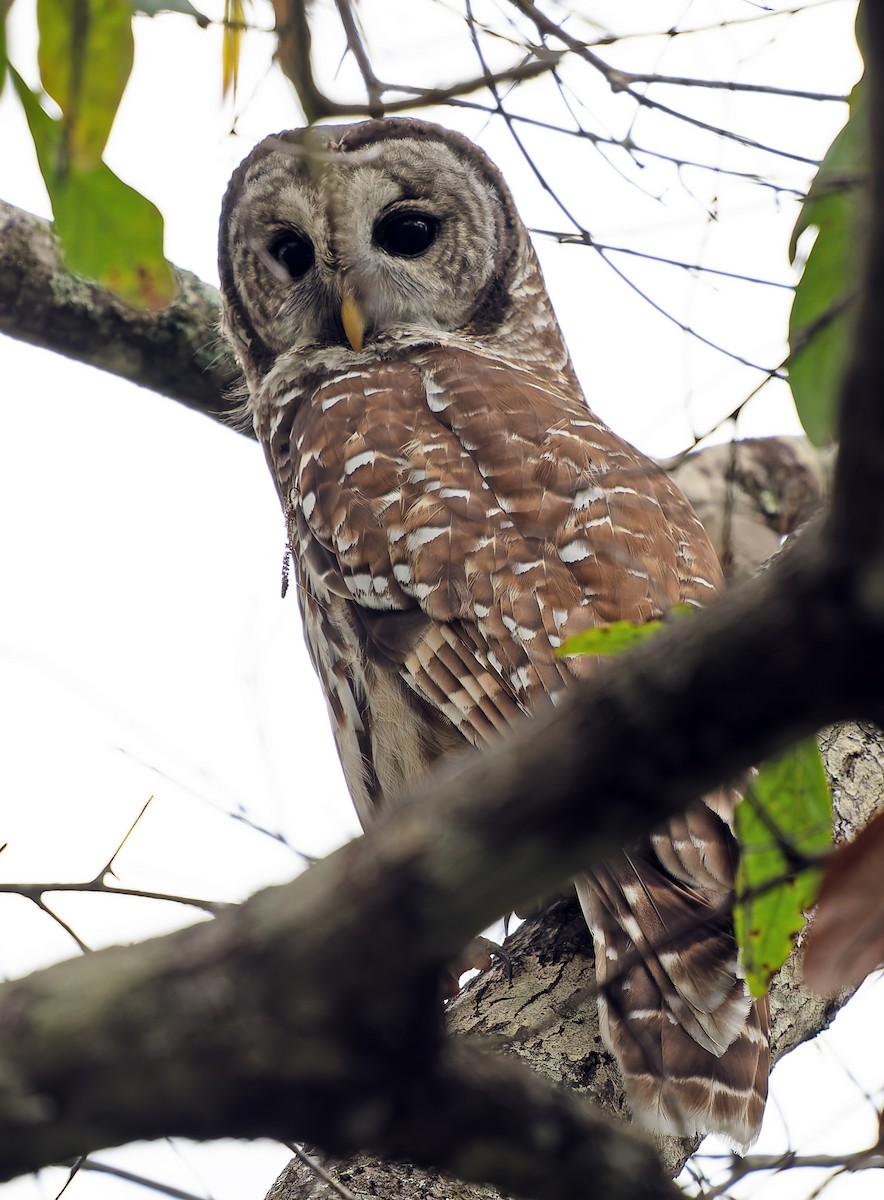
[590,1,846,45]
[0,878,224,916]
[270,0,561,121]
[443,97,807,196]
[333,0,384,111]
[594,244,787,377]
[602,73,845,103]
[532,231,795,291]
[0,508,881,1194]
[694,1145,884,1199]
[509,0,830,166]
[75,1158,213,1200]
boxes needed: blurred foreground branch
[264,722,884,1200]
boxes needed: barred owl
[218,118,769,1146]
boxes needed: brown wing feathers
[268,346,768,1144]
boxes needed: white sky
[1,2,881,1199]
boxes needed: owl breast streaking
[219,117,769,1147]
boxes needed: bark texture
[668,436,830,583]
[263,722,884,1200]
[0,200,241,420]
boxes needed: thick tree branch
[0,519,881,1196]
[0,200,241,422]
[668,436,829,583]
[266,721,884,1200]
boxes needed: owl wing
[283,345,717,735]
[269,344,767,1143]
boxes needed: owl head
[218,118,572,390]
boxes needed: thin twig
[1,879,225,914]
[446,98,810,195]
[695,1146,884,1199]
[596,245,788,377]
[509,0,829,165]
[586,0,847,46]
[333,0,384,111]
[285,1144,359,1200]
[606,72,845,103]
[76,1158,214,1200]
[33,896,92,953]
[102,795,155,879]
[271,0,562,120]
[532,229,796,290]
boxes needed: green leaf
[788,81,868,447]
[37,0,134,168]
[222,0,246,98]
[734,738,832,997]
[0,2,8,95]
[557,606,693,658]
[133,0,210,24]
[12,68,176,309]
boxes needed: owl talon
[478,934,513,984]
[445,935,513,997]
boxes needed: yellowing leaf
[37,0,134,169]
[734,739,832,997]
[223,0,246,98]
[55,162,177,308]
[13,68,176,309]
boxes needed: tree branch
[0,200,241,424]
[265,718,884,1200]
[0,515,880,1196]
[269,0,561,122]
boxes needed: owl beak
[341,292,366,353]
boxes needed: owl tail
[574,813,770,1149]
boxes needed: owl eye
[268,229,315,280]
[374,211,439,257]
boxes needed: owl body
[220,118,769,1146]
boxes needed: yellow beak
[341,292,366,353]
